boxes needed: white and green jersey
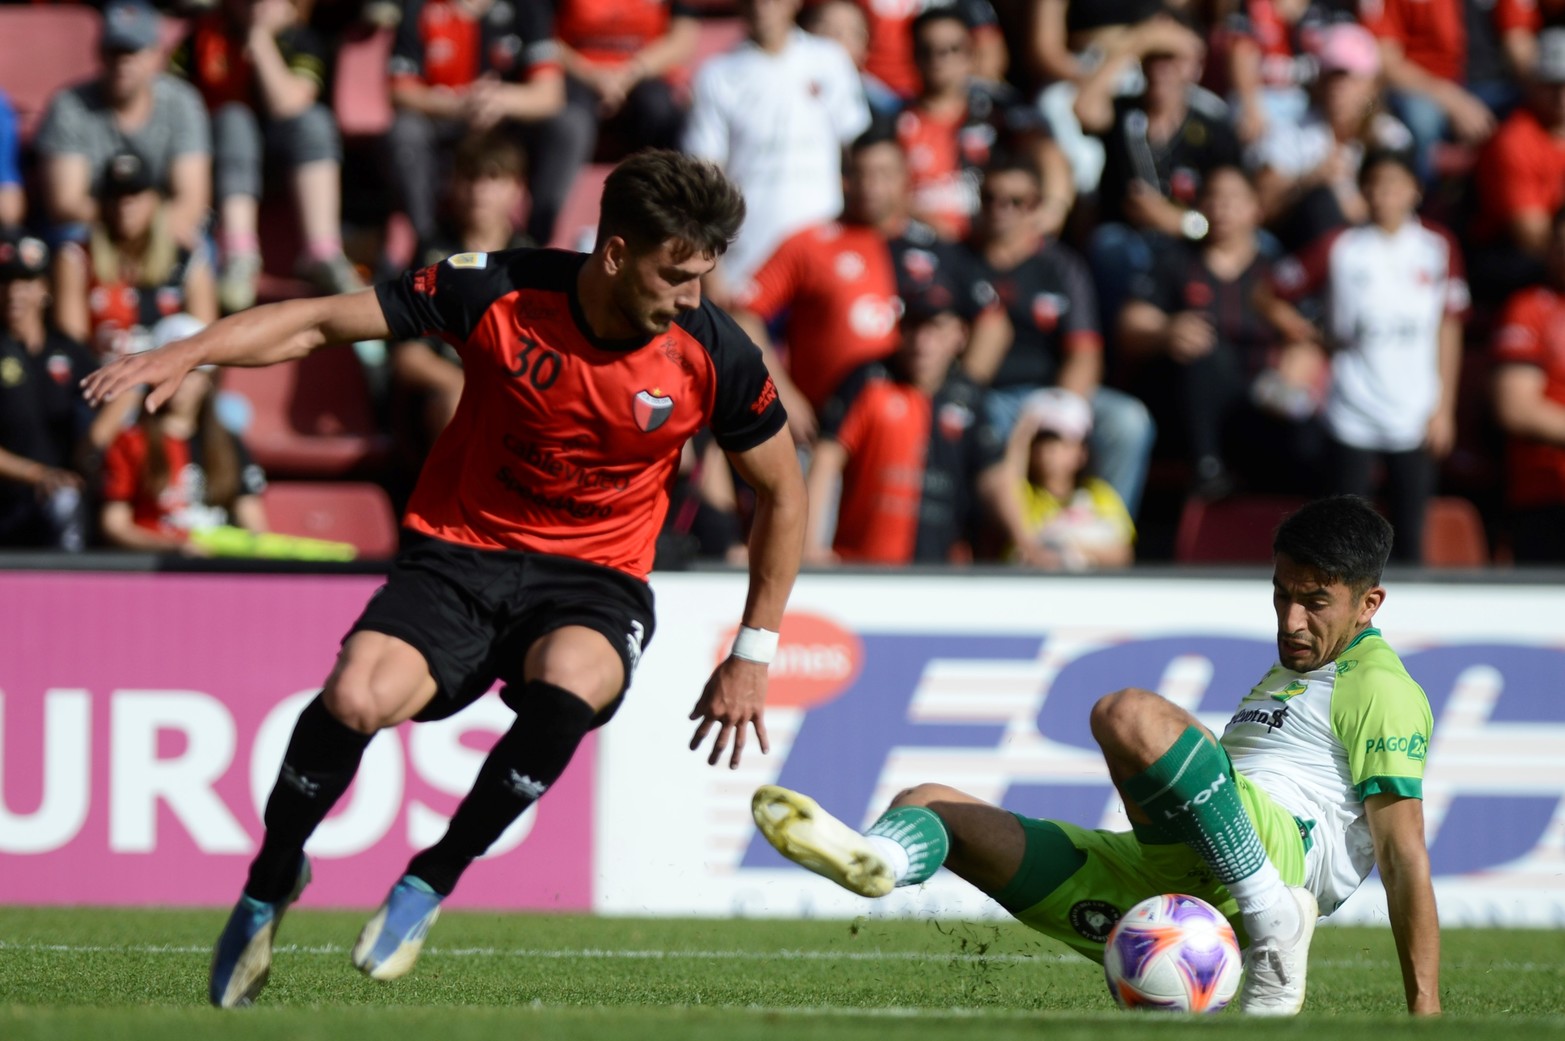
[1220,628,1432,914]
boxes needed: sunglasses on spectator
[915,41,967,59]
[980,192,1039,210]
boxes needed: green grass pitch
[3,908,1564,1040]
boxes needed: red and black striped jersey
[376,248,786,579]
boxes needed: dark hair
[1198,163,1253,198]
[595,149,745,259]
[911,5,970,43]
[981,151,1043,190]
[849,118,901,157]
[453,130,526,181]
[1273,495,1394,592]
[1358,147,1418,187]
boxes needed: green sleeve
[1330,662,1433,801]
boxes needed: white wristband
[730,625,779,665]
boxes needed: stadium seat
[224,346,392,478]
[547,162,613,250]
[263,480,400,558]
[1174,495,1307,564]
[334,26,394,140]
[1422,496,1489,567]
[0,7,103,142]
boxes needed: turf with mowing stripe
[2,909,1563,1039]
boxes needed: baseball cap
[0,230,51,282]
[1019,387,1093,443]
[101,0,161,53]
[1314,23,1380,78]
[102,149,159,198]
[1536,27,1565,84]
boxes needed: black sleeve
[232,434,268,496]
[682,301,787,453]
[374,251,517,348]
[1205,115,1242,170]
[389,0,426,79]
[817,362,878,442]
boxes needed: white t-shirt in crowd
[684,29,871,285]
[1272,218,1468,452]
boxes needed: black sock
[407,680,596,895]
[245,695,374,902]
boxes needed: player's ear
[1358,584,1386,624]
[602,235,629,276]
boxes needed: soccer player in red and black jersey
[84,150,805,1007]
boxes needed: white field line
[0,940,1559,973]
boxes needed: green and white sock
[864,806,949,887]
[1123,727,1298,939]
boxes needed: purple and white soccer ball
[1102,894,1242,1013]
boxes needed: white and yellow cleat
[751,784,894,897]
[1237,887,1318,1016]
[352,875,443,981]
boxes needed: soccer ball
[1102,894,1242,1012]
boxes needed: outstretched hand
[81,341,200,413]
[689,656,771,769]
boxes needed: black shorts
[347,532,656,723]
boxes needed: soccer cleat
[352,875,443,981]
[208,857,311,1008]
[751,784,894,897]
[1236,887,1319,1016]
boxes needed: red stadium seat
[0,7,103,142]
[547,162,613,250]
[263,481,400,558]
[224,346,391,478]
[1422,496,1489,567]
[1174,495,1307,564]
[690,17,744,70]
[334,26,394,139]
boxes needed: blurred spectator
[661,433,749,565]
[1031,1,1168,195]
[99,356,267,552]
[1471,27,1565,304]
[1076,18,1240,345]
[390,132,531,468]
[524,0,696,244]
[897,6,1072,241]
[170,0,361,312]
[53,149,219,360]
[1495,0,1565,77]
[803,293,1006,565]
[683,0,870,300]
[801,0,901,118]
[1490,206,1565,563]
[1252,22,1412,252]
[1259,150,1466,563]
[0,233,95,550]
[1221,0,1358,146]
[982,386,1134,569]
[0,90,21,230]
[1119,166,1326,498]
[731,128,909,443]
[1362,0,1496,184]
[36,0,212,248]
[842,0,1006,105]
[387,0,564,244]
[954,154,1156,517]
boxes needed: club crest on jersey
[1271,679,1309,702]
[445,252,488,269]
[634,389,674,433]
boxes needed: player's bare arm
[689,425,805,769]
[1366,791,1441,1015]
[81,289,391,412]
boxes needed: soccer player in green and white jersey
[754,495,1440,1016]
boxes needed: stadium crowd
[1,0,1563,565]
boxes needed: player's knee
[891,783,961,809]
[1089,687,1157,746]
[529,660,621,713]
[321,670,401,734]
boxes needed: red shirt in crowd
[735,221,901,408]
[1492,286,1565,508]
[1494,0,1565,33]
[390,0,562,92]
[1476,108,1565,242]
[1360,0,1466,82]
[554,0,690,67]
